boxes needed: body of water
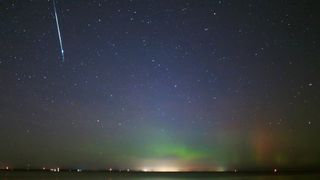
[1,172,320,180]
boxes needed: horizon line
[1,168,320,173]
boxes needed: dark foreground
[1,171,320,180]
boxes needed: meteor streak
[52,0,64,62]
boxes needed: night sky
[1,0,320,171]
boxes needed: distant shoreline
[1,169,319,174]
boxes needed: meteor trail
[52,0,64,62]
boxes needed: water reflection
[0,172,319,180]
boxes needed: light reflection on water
[0,172,319,180]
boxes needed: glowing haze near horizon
[0,0,320,171]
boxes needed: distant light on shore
[50,167,60,172]
[154,167,181,172]
[142,168,149,172]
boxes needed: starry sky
[0,0,320,171]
